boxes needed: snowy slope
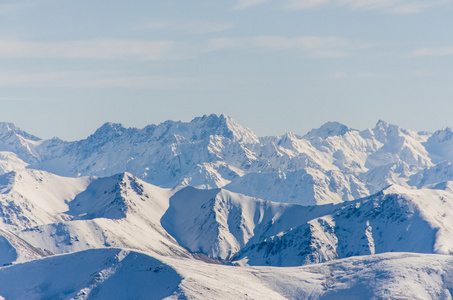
[0,152,28,175]
[1,249,453,299]
[161,187,291,260]
[0,169,91,231]
[2,168,453,269]
[0,169,189,261]
[254,252,453,300]
[14,172,189,258]
[159,183,453,267]
[234,183,453,266]
[0,171,451,298]
[0,249,185,300]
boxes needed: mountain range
[3,114,453,206]
[1,115,453,299]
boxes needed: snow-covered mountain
[160,183,453,267]
[2,169,453,269]
[3,116,453,298]
[1,169,453,298]
[2,114,453,206]
[0,169,190,263]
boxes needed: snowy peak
[372,119,398,140]
[0,123,43,163]
[430,127,453,143]
[371,120,418,143]
[425,127,453,164]
[276,132,303,149]
[68,172,163,220]
[304,121,354,139]
[188,114,259,144]
[0,122,40,142]
[0,116,453,207]
[91,122,129,137]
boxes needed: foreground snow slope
[0,249,453,300]
[5,115,453,205]
[0,249,185,300]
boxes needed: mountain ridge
[2,115,453,207]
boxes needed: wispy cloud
[0,96,50,101]
[0,71,197,89]
[0,39,186,60]
[0,72,67,86]
[330,71,348,79]
[286,0,330,10]
[234,0,269,10]
[81,76,197,89]
[358,72,378,78]
[411,46,453,56]
[183,22,234,34]
[205,36,373,58]
[0,35,372,61]
[0,3,27,13]
[329,71,379,79]
[140,21,233,34]
[285,0,451,13]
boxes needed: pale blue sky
[1,0,453,140]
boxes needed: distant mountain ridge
[1,114,453,206]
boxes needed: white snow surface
[1,250,453,299]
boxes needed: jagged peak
[281,132,299,139]
[0,122,41,141]
[304,121,354,139]
[276,132,303,148]
[67,172,151,220]
[429,127,453,143]
[77,115,260,148]
[376,119,390,128]
[93,122,128,136]
[189,114,259,144]
[373,120,404,133]
[372,120,421,143]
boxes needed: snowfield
[1,115,453,298]
[1,250,453,299]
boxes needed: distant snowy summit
[0,114,453,205]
